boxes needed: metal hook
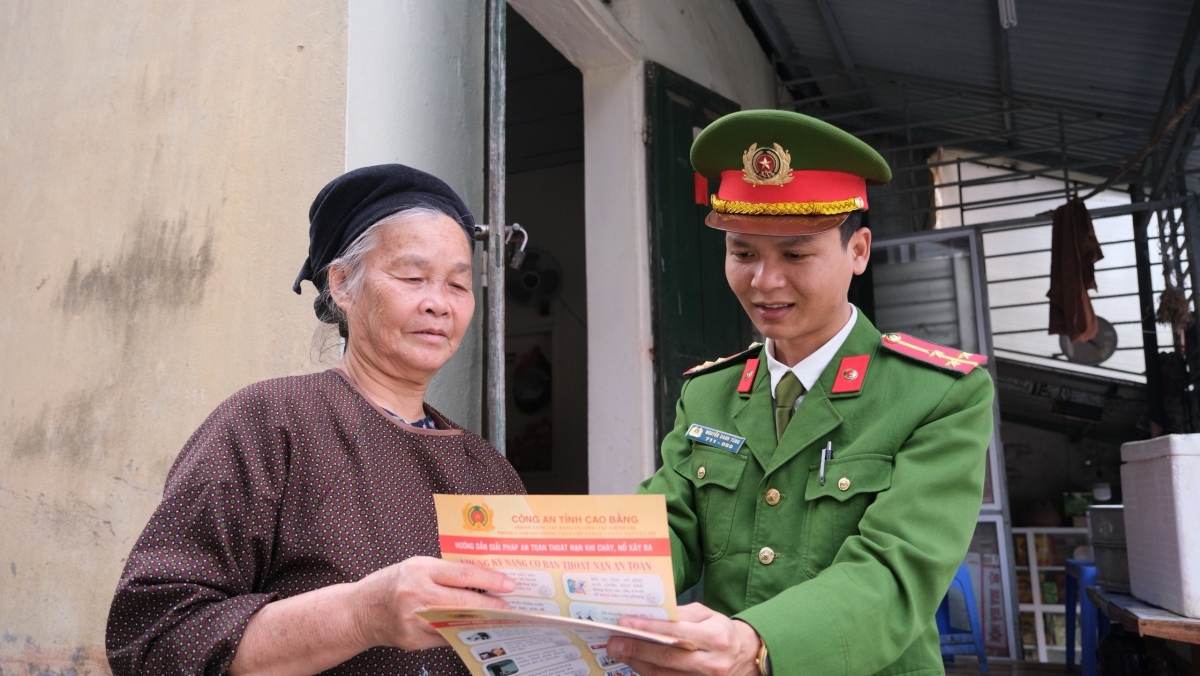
[506,223,529,269]
[473,223,530,269]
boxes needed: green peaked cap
[691,109,892,185]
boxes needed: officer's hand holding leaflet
[614,110,993,676]
[608,603,762,676]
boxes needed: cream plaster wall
[0,1,348,672]
[345,0,486,432]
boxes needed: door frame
[508,0,657,494]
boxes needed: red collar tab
[880,332,988,375]
[737,358,760,394]
[830,355,870,394]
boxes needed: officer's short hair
[838,211,865,247]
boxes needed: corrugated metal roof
[754,0,1197,199]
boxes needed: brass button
[841,368,859,381]
[758,547,776,565]
[838,476,851,491]
[765,488,781,505]
[697,466,706,480]
[884,333,901,343]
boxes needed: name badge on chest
[685,423,746,454]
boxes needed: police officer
[605,110,994,675]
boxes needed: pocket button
[697,466,706,480]
[837,476,850,491]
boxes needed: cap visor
[704,211,849,236]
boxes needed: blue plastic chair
[936,562,989,672]
[1065,559,1108,676]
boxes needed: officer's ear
[849,226,871,275]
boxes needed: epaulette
[880,332,987,375]
[683,342,763,379]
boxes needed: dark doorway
[504,8,588,494]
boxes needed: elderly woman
[106,165,525,675]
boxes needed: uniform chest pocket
[802,454,893,577]
[676,445,748,561]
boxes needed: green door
[646,63,755,454]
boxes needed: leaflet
[418,494,690,676]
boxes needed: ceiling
[739,0,1200,205]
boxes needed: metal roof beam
[1081,82,1200,201]
[877,156,1133,199]
[892,133,1132,174]
[850,106,1028,138]
[994,13,1018,139]
[1151,85,1200,198]
[812,0,868,107]
[1150,56,1200,197]
[1146,0,1200,142]
[878,117,1101,155]
[779,73,844,87]
[812,94,963,122]
[783,86,876,107]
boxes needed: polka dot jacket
[105,369,526,675]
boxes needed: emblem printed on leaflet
[686,423,746,454]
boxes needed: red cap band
[717,169,869,209]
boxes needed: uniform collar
[764,305,858,399]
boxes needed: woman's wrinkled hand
[353,556,516,651]
[606,603,763,676]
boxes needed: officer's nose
[751,259,787,292]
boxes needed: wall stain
[0,646,110,676]
[58,214,214,317]
[10,389,108,466]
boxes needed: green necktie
[774,371,806,442]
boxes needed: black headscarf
[293,164,476,323]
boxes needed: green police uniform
[636,110,995,675]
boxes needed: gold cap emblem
[742,143,794,187]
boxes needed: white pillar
[580,63,658,494]
[345,0,486,431]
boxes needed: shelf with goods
[1012,527,1090,663]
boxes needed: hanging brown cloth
[1047,198,1105,342]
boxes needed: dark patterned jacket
[106,370,526,675]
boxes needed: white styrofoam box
[1120,434,1200,618]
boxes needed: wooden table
[1087,586,1200,674]
[1086,587,1200,645]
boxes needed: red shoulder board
[830,354,870,393]
[880,333,988,375]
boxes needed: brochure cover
[416,494,692,676]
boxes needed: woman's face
[337,213,475,380]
